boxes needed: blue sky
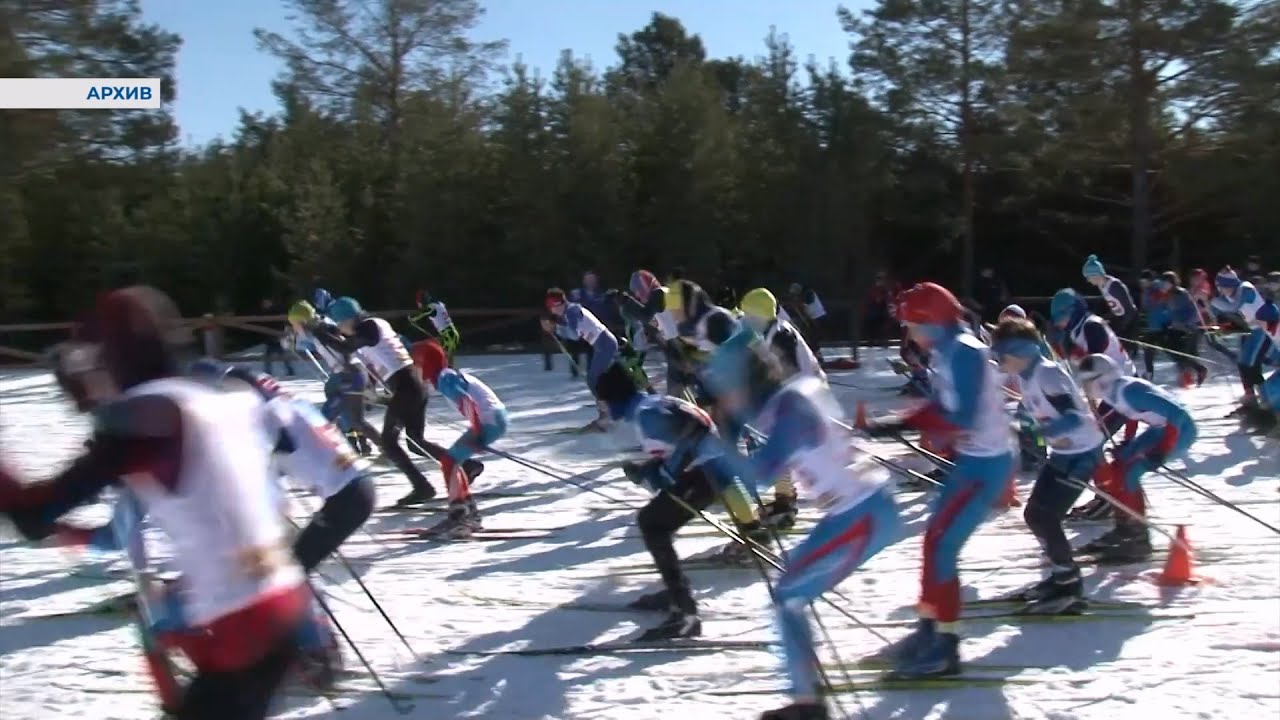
[138,0,868,147]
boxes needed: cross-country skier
[1150,271,1209,388]
[1081,255,1139,345]
[312,287,335,317]
[1049,288,1136,436]
[1210,267,1275,423]
[784,282,827,363]
[0,286,312,719]
[991,318,1104,611]
[591,362,730,641]
[409,290,461,363]
[738,288,824,381]
[315,296,482,507]
[700,329,901,720]
[861,282,1014,678]
[616,269,694,397]
[1073,353,1197,560]
[409,339,509,537]
[736,286,825,528]
[542,286,620,430]
[665,280,781,555]
[190,361,377,573]
[288,299,372,454]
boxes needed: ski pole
[1156,464,1280,535]
[310,583,415,715]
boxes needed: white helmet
[1075,353,1120,398]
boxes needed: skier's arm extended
[0,394,183,540]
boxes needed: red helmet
[544,287,567,311]
[897,282,963,325]
[411,339,448,385]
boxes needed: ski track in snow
[1,349,1278,720]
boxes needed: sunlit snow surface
[1,350,1278,720]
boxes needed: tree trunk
[1127,0,1154,272]
[959,0,977,298]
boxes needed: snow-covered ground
[1,348,1278,720]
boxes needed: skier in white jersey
[189,362,377,572]
[0,287,311,719]
[990,318,1105,613]
[316,296,482,507]
[736,286,824,528]
[1081,254,1139,342]
[701,329,901,720]
[409,289,461,363]
[1049,287,1138,441]
[1210,267,1275,418]
[1074,353,1197,562]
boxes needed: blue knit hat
[1081,254,1105,279]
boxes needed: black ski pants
[636,465,719,615]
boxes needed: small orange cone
[993,473,1021,509]
[1157,525,1197,586]
[854,401,868,430]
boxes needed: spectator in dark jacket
[864,269,901,346]
[973,267,1009,322]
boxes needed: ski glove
[622,459,674,493]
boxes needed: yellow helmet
[288,300,317,324]
[739,288,778,320]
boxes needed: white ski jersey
[1068,317,1135,376]
[777,306,794,325]
[356,317,414,381]
[929,332,1013,457]
[804,293,827,320]
[763,318,824,380]
[265,396,367,498]
[652,309,680,342]
[1099,377,1178,428]
[754,377,883,513]
[437,368,505,427]
[1212,281,1268,330]
[1017,360,1103,454]
[118,378,303,627]
[423,301,455,333]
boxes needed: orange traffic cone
[993,473,1021,509]
[1157,525,1197,586]
[854,401,868,430]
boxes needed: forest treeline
[2,0,1278,324]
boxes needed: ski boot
[761,702,830,720]
[628,588,673,611]
[1087,522,1152,563]
[392,484,438,508]
[635,591,701,641]
[463,459,485,484]
[888,628,960,679]
[716,521,773,565]
[1073,524,1124,555]
[1017,568,1087,614]
[294,598,343,692]
[859,618,937,665]
[759,495,799,530]
[1065,496,1113,522]
[423,500,483,539]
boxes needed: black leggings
[636,466,719,614]
[345,368,447,494]
[176,624,303,720]
[292,476,376,572]
[1023,454,1092,568]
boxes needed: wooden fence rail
[0,307,541,366]
[0,294,1080,367]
